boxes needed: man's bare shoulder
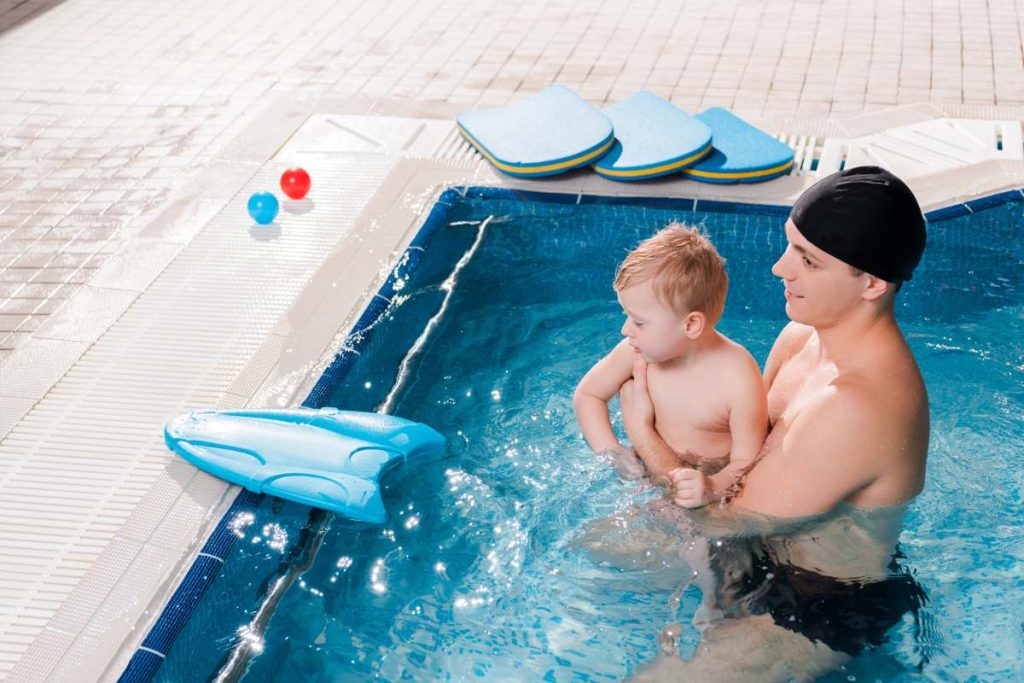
[809,364,922,442]
[764,322,814,385]
[787,372,927,503]
[776,322,815,354]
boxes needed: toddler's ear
[683,311,706,339]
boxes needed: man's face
[616,279,690,363]
[772,219,870,327]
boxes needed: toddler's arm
[573,340,637,452]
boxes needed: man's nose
[772,248,793,279]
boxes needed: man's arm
[671,353,768,508]
[619,357,685,486]
[707,356,769,497]
[573,340,635,452]
[737,386,890,517]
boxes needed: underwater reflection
[577,499,927,682]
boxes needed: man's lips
[784,288,802,300]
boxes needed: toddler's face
[616,280,690,363]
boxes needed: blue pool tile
[580,193,698,212]
[117,648,164,683]
[925,203,972,222]
[411,192,460,248]
[140,555,225,655]
[462,185,580,206]
[201,490,261,559]
[964,190,1023,213]
[305,285,397,408]
[513,188,583,205]
[695,198,791,216]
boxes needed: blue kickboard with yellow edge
[593,92,713,181]
[165,408,446,524]
[456,85,615,177]
[683,107,795,184]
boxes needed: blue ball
[247,191,279,225]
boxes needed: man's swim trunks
[739,552,928,656]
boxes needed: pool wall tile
[581,193,698,211]
[116,490,261,682]
[118,650,165,683]
[201,490,262,559]
[138,557,224,655]
[925,204,973,222]
[693,199,793,216]
[925,191,1023,223]
[964,190,1023,213]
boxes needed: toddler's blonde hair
[614,224,728,324]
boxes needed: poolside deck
[3,1,1024,680]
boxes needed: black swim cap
[790,166,926,282]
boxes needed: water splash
[377,214,494,414]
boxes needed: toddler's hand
[601,444,646,480]
[669,467,711,508]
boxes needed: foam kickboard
[683,107,795,184]
[457,85,615,177]
[593,92,713,181]
[165,408,446,524]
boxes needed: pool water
[154,190,1024,682]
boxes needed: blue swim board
[593,92,713,181]
[683,107,795,184]
[165,408,446,524]
[457,85,615,177]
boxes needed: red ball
[280,167,311,200]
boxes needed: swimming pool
[144,188,1024,681]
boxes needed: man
[620,166,930,680]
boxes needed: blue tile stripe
[118,649,165,683]
[924,203,973,222]
[118,182,1023,683]
[924,189,1024,223]
[117,490,261,683]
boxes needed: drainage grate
[433,125,482,165]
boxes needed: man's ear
[683,311,706,339]
[861,275,891,302]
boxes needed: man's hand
[669,467,712,508]
[599,444,646,480]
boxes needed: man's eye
[801,256,816,268]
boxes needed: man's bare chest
[767,353,837,428]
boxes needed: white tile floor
[2,0,1024,680]
[3,0,1024,360]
